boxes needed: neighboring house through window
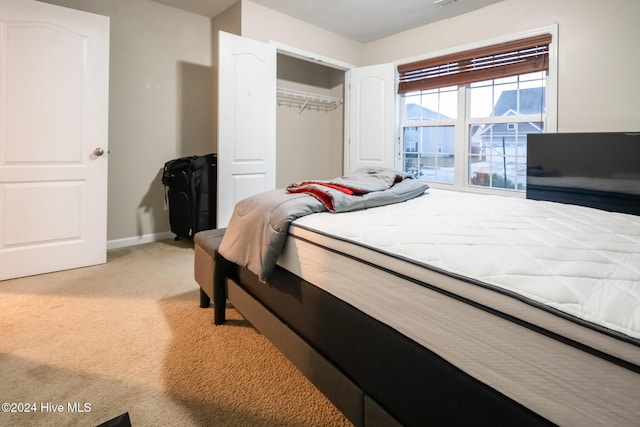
[398,27,557,193]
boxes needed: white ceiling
[152,0,504,43]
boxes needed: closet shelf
[276,87,343,114]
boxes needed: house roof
[405,103,448,120]
[492,87,545,116]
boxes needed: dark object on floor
[96,412,132,427]
[162,154,217,240]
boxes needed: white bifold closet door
[0,0,110,280]
[217,31,277,229]
[346,63,396,173]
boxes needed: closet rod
[276,87,343,113]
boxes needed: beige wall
[34,0,640,247]
[241,0,363,66]
[364,0,640,132]
[39,0,213,244]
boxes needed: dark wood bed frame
[209,132,639,427]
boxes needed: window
[402,87,457,182]
[398,30,555,193]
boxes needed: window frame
[395,25,558,196]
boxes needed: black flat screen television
[526,132,640,216]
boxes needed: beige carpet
[0,239,352,427]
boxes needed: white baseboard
[107,231,175,250]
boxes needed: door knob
[93,148,105,156]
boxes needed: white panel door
[217,31,276,228]
[0,0,109,280]
[347,63,395,173]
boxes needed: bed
[212,132,640,426]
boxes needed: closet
[275,54,345,188]
[217,31,394,227]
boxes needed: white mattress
[277,188,640,426]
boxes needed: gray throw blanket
[218,168,429,282]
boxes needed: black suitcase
[162,154,217,240]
